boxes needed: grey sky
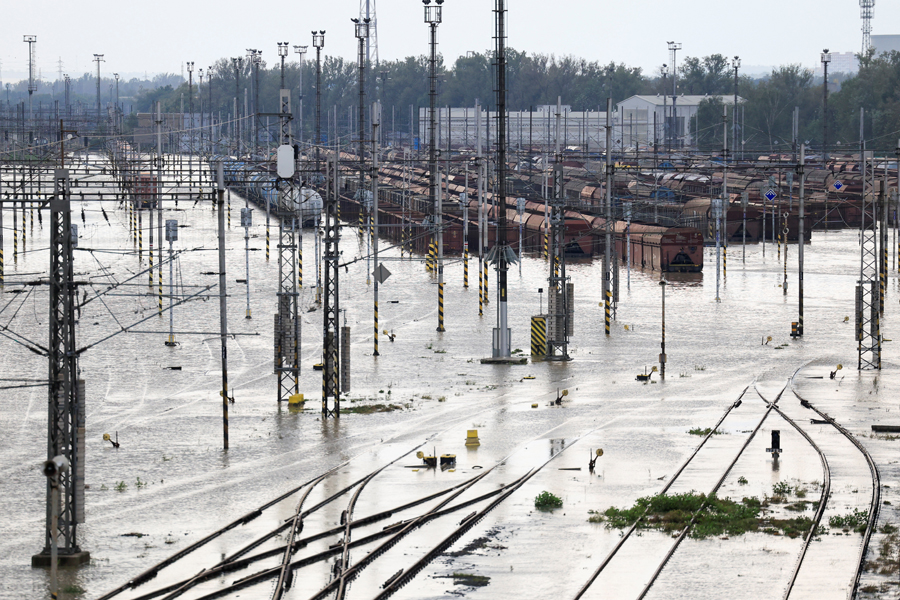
[2,1,895,83]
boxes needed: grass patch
[62,584,85,594]
[784,501,810,512]
[590,491,817,540]
[687,427,723,436]
[451,573,491,587]
[737,476,748,486]
[829,509,869,533]
[115,481,128,492]
[869,532,899,575]
[340,403,403,415]
[534,491,563,510]
[772,481,792,496]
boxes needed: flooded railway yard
[2,163,900,600]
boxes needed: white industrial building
[615,95,745,149]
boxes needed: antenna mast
[860,0,875,55]
[360,0,378,66]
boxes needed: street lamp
[312,31,325,166]
[294,45,308,142]
[667,41,681,150]
[659,279,667,380]
[661,64,668,150]
[732,56,740,160]
[187,61,194,178]
[277,41,289,89]
[198,69,204,150]
[113,73,120,132]
[821,49,831,162]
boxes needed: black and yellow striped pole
[299,243,303,288]
[374,299,379,356]
[605,290,612,336]
[478,256,484,317]
[463,246,469,288]
[437,282,445,332]
[266,219,270,261]
[13,211,18,262]
[543,229,549,260]
[723,242,727,276]
[483,260,489,304]
[21,201,26,249]
[30,202,34,232]
[138,210,143,261]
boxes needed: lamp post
[424,0,445,332]
[207,65,214,154]
[113,73,120,133]
[232,57,243,155]
[661,64,668,151]
[187,61,194,180]
[294,45,307,143]
[667,42,681,149]
[313,31,325,167]
[198,69,204,153]
[659,279,667,380]
[732,56,740,160]
[277,42,289,89]
[93,54,104,133]
[821,49,831,162]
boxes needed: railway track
[789,378,881,600]
[97,418,595,600]
[574,383,756,599]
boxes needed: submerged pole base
[165,335,177,347]
[32,550,90,568]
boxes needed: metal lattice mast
[360,0,378,66]
[861,0,875,55]
[275,70,300,403]
[858,109,880,369]
[37,169,87,562]
[322,151,341,417]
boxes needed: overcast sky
[3,1,896,83]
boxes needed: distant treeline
[9,48,900,152]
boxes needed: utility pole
[294,45,308,142]
[547,96,569,360]
[187,62,194,182]
[313,31,325,168]
[232,57,243,156]
[797,144,805,337]
[667,42,681,150]
[822,50,831,163]
[24,36,36,124]
[113,73,120,133]
[372,101,381,356]
[604,98,613,336]
[277,42,289,89]
[32,169,90,569]
[322,146,341,417]
[483,0,515,362]
[424,1,444,332]
[93,54,104,134]
[215,164,230,449]
[732,57,740,161]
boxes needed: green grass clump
[829,509,869,533]
[452,573,491,587]
[62,584,85,594]
[534,491,563,510]
[687,427,722,436]
[590,492,816,540]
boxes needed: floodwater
[0,162,899,599]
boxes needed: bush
[534,491,563,510]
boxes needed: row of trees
[9,48,900,152]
